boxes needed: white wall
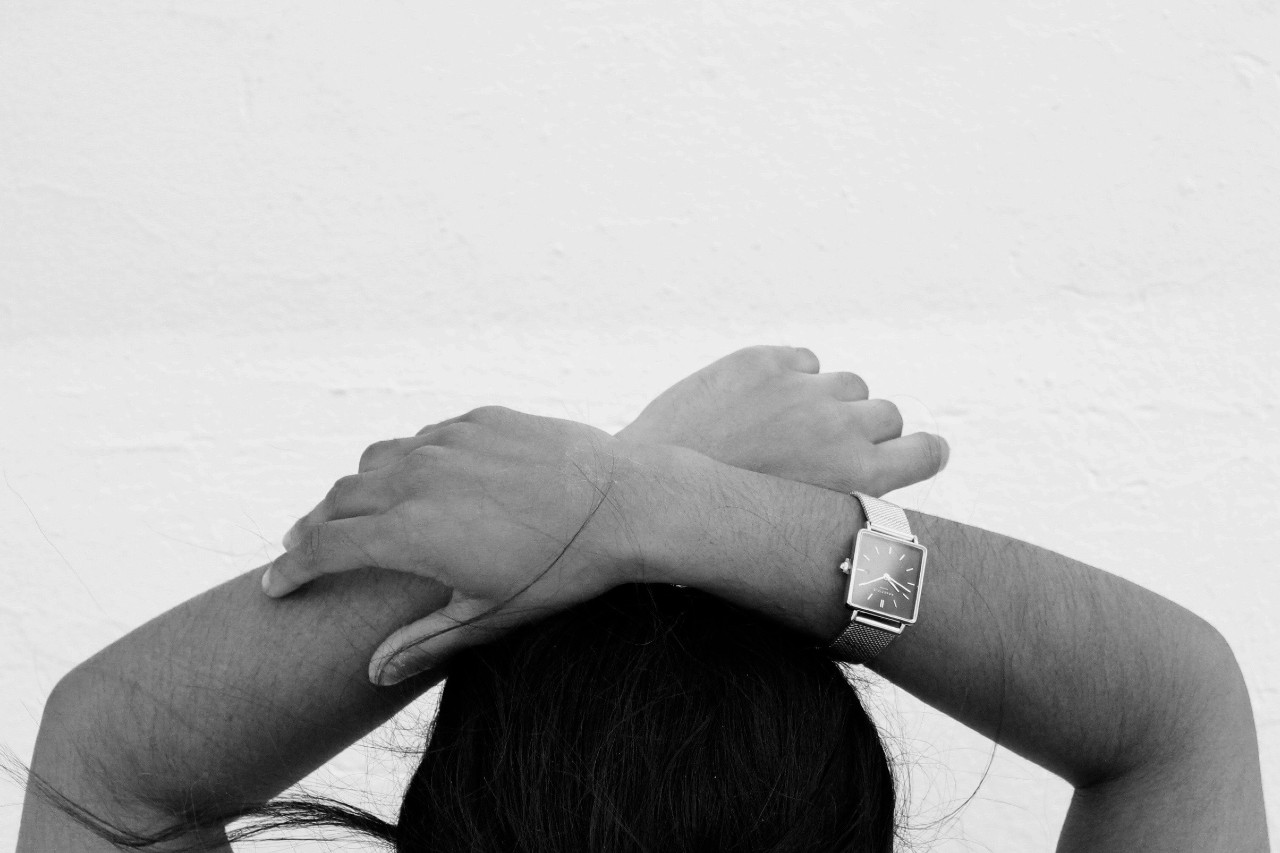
[2,2,1276,849]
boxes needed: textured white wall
[2,2,1277,849]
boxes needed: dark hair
[8,583,902,852]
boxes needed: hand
[273,345,948,686]
[265,406,662,686]
[616,345,948,497]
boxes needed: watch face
[845,529,926,623]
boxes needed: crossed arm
[19,347,1269,852]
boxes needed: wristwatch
[828,492,927,664]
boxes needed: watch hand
[886,577,912,595]
[857,573,891,587]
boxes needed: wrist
[607,440,706,587]
[622,443,864,644]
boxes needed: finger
[359,436,434,473]
[265,514,403,597]
[814,370,869,401]
[848,399,904,443]
[344,415,474,484]
[415,413,471,437]
[370,594,517,686]
[356,412,477,473]
[787,346,821,374]
[282,470,392,549]
[870,432,950,496]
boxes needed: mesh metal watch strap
[829,618,898,663]
[828,492,913,664]
[856,492,911,538]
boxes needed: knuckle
[297,524,325,568]
[323,474,360,512]
[407,443,448,465]
[466,405,510,424]
[359,439,396,471]
[431,422,477,446]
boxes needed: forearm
[882,513,1266,850]
[644,446,1265,810]
[33,566,451,826]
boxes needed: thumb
[369,593,507,687]
[869,432,950,496]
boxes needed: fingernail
[373,657,404,687]
[261,564,274,595]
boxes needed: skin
[18,346,1269,852]
[271,345,949,681]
